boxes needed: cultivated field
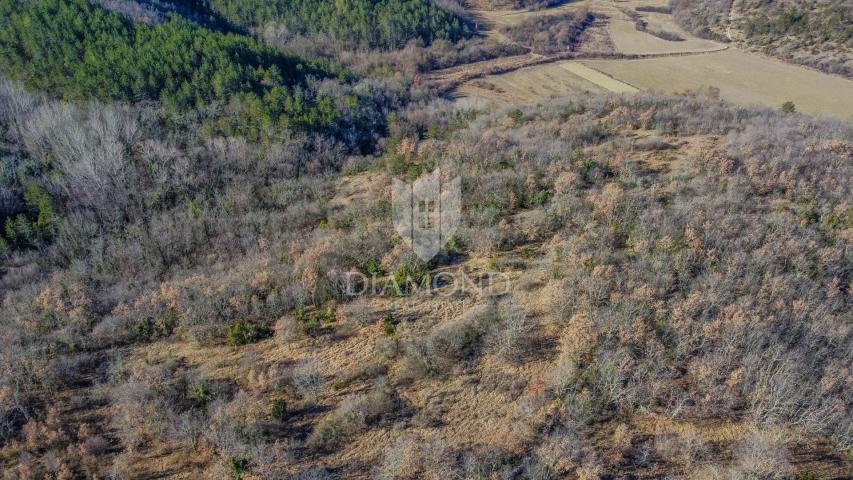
[456,60,636,105]
[582,49,853,117]
[453,0,853,118]
[606,18,720,55]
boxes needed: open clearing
[456,60,637,105]
[460,49,853,117]
[456,61,607,105]
[452,0,853,118]
[607,18,720,55]
[582,49,853,117]
[558,61,638,92]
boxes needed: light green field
[581,49,853,118]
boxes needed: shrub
[392,257,430,295]
[525,189,550,208]
[508,109,524,124]
[293,359,324,404]
[133,308,179,341]
[654,424,709,469]
[400,304,498,379]
[364,258,384,276]
[226,321,273,346]
[271,398,288,422]
[291,468,332,480]
[4,181,60,248]
[310,380,396,447]
[375,433,457,480]
[492,302,533,361]
[191,379,211,405]
[649,29,684,41]
[295,303,337,336]
[732,430,792,479]
[781,101,797,113]
[229,455,249,480]
[80,434,110,456]
[446,234,463,253]
[382,314,399,337]
[794,472,817,480]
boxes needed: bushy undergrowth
[1,81,851,477]
[500,9,596,54]
[669,0,731,41]
[388,91,853,453]
[670,0,853,76]
[0,75,402,473]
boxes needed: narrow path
[725,0,736,41]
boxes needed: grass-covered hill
[1,78,850,476]
[0,0,851,478]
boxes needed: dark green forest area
[0,0,418,257]
[193,0,474,49]
[0,0,347,137]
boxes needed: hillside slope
[670,0,853,77]
[1,83,851,477]
[0,0,851,478]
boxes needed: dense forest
[96,0,477,50]
[194,0,475,49]
[0,0,353,139]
